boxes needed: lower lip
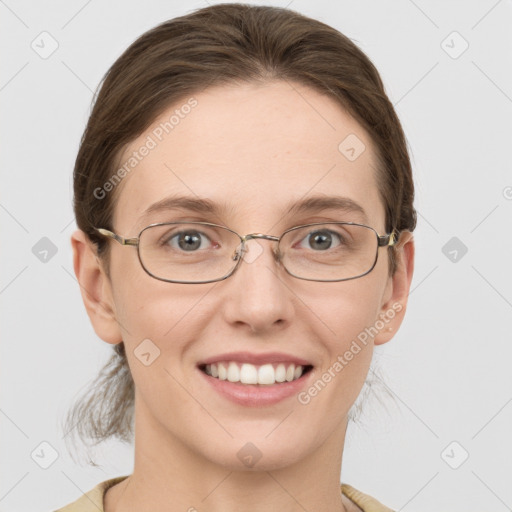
[197,367,314,406]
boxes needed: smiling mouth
[198,361,314,386]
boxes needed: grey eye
[299,230,342,251]
[164,230,211,251]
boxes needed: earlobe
[71,229,122,345]
[373,231,415,346]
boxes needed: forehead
[112,80,385,233]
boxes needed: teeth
[218,363,227,381]
[203,361,307,385]
[240,363,258,384]
[227,362,240,382]
[258,364,275,385]
[275,363,286,382]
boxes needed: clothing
[54,475,395,512]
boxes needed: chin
[196,435,311,472]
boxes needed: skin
[72,80,414,512]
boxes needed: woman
[57,3,415,511]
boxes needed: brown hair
[65,2,417,454]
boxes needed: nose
[221,237,294,334]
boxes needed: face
[77,80,413,471]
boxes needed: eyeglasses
[93,221,399,284]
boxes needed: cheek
[321,290,379,374]
[111,261,217,367]
[306,271,385,344]
[110,248,176,333]
[114,288,202,410]
[295,285,381,426]
[311,278,385,377]
[114,283,203,342]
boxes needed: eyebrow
[285,195,368,223]
[140,194,368,224]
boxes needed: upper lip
[198,351,313,367]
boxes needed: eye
[162,229,214,251]
[297,229,343,251]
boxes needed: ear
[70,229,122,345]
[373,230,415,345]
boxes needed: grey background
[1,0,511,510]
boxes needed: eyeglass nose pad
[231,242,246,262]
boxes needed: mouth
[198,361,314,386]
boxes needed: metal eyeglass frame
[93,221,400,284]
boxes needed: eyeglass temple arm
[378,229,399,247]
[95,228,139,246]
